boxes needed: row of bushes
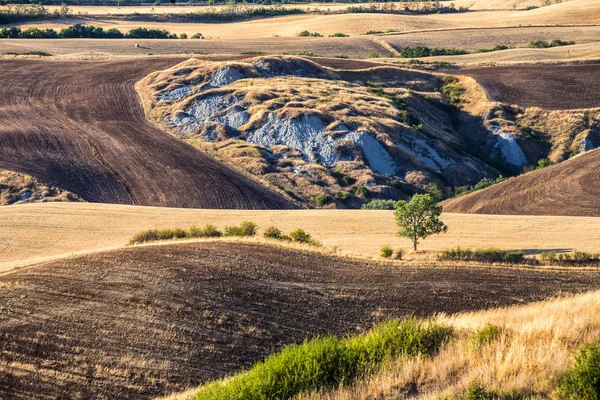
[192,318,452,400]
[399,46,469,58]
[529,39,575,48]
[541,251,600,267]
[0,24,181,39]
[128,222,321,247]
[438,247,527,264]
[128,221,257,245]
[0,4,69,24]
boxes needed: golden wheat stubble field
[2,203,600,273]
[1,241,600,400]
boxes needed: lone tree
[394,194,447,251]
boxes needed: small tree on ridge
[394,194,447,251]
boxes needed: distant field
[0,37,390,58]
[2,203,600,272]
[2,241,599,399]
[458,63,600,109]
[7,0,600,39]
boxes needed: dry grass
[298,289,600,400]
[3,202,600,272]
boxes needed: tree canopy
[394,194,447,251]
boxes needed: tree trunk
[413,240,418,252]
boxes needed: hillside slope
[0,59,293,209]
[2,242,600,399]
[138,56,506,206]
[443,148,600,216]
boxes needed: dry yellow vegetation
[11,0,600,39]
[2,202,600,273]
[298,289,600,400]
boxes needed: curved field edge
[2,241,600,399]
[160,289,600,400]
[442,148,600,216]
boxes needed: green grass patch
[192,318,452,400]
[559,344,600,400]
[224,221,258,237]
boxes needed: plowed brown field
[2,241,599,399]
[0,59,293,209]
[458,63,600,110]
[443,149,600,216]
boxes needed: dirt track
[1,242,599,399]
[443,148,600,216]
[0,59,293,209]
[459,63,600,110]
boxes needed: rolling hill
[0,59,293,209]
[2,241,599,399]
[443,148,600,216]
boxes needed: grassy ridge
[193,319,451,400]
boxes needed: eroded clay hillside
[138,56,597,207]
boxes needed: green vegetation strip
[193,318,452,400]
[438,247,527,265]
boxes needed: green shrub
[342,175,356,186]
[191,33,203,39]
[472,324,504,347]
[263,226,291,241]
[560,344,600,400]
[298,30,322,37]
[224,221,258,237]
[337,191,350,201]
[535,158,554,170]
[361,199,396,210]
[289,229,321,246]
[454,176,507,198]
[399,46,469,58]
[315,193,333,206]
[329,32,349,37]
[380,245,394,258]
[187,224,222,238]
[193,318,452,400]
[355,186,370,198]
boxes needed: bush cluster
[380,245,403,259]
[298,30,323,37]
[529,39,575,48]
[475,44,509,53]
[128,224,222,245]
[399,46,469,58]
[454,176,507,197]
[193,318,452,400]
[559,344,600,400]
[263,227,322,247]
[0,4,69,24]
[0,24,178,39]
[540,251,600,267]
[438,247,528,264]
[361,199,396,210]
[224,221,258,237]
